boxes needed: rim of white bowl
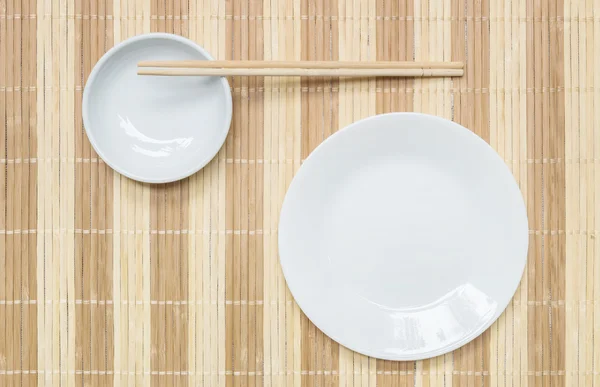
[82,32,233,184]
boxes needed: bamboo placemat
[0,0,592,385]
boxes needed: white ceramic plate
[82,33,232,183]
[279,113,528,360]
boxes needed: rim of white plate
[82,32,233,183]
[278,112,529,361]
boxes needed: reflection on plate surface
[119,115,194,158]
[385,284,497,355]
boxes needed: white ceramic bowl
[82,33,232,183]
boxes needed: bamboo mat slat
[0,0,593,386]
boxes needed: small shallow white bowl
[279,113,529,361]
[82,33,232,183]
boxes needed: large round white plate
[82,33,232,183]
[279,113,528,360]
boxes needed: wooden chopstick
[139,60,464,69]
[137,60,464,77]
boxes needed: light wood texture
[112,1,150,386]
[138,67,464,77]
[0,0,590,386]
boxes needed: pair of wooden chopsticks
[137,60,464,77]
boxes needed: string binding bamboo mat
[0,0,594,385]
